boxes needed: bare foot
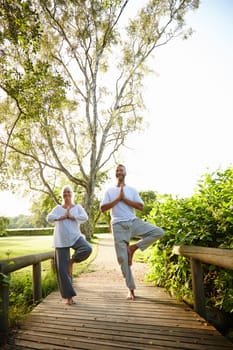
[127,244,138,266]
[127,290,135,300]
[66,298,76,305]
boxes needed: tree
[0,0,199,237]
[0,216,9,235]
[8,215,33,229]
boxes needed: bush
[8,268,57,327]
[5,225,109,236]
[146,167,233,312]
[94,224,109,234]
[6,228,54,236]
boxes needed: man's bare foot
[127,244,138,265]
[68,259,73,276]
[127,290,135,300]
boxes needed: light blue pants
[112,218,164,291]
[55,235,92,299]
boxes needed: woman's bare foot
[127,244,138,265]
[66,298,76,305]
[126,290,135,300]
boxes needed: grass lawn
[0,235,53,260]
[0,235,97,277]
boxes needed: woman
[47,185,92,305]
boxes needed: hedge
[3,224,110,237]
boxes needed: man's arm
[122,197,144,211]
[121,187,144,211]
[100,187,122,213]
[100,198,119,212]
[119,184,144,211]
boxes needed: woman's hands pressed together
[56,208,75,221]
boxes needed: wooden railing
[1,245,233,337]
[0,251,54,336]
[172,245,233,318]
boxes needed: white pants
[112,218,164,290]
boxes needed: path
[10,234,233,350]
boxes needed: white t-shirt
[101,185,144,224]
[47,204,88,248]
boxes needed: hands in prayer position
[56,208,75,221]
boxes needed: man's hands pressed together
[118,184,125,201]
[118,184,143,212]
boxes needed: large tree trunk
[82,177,96,240]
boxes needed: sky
[0,0,233,216]
[119,0,233,195]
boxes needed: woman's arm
[47,206,67,222]
[70,205,88,222]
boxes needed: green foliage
[0,272,10,286]
[8,215,35,229]
[30,192,58,228]
[0,0,41,50]
[8,268,57,327]
[146,167,233,312]
[138,190,157,219]
[0,216,9,235]
[6,228,53,236]
[94,224,109,234]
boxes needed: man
[100,164,164,300]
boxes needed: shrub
[146,167,233,312]
[6,228,54,236]
[8,268,57,327]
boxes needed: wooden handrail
[0,251,55,337]
[172,245,233,318]
[0,251,54,274]
[172,245,233,270]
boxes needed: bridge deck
[12,235,233,350]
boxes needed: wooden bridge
[6,235,233,349]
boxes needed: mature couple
[48,164,164,305]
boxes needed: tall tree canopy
[0,0,199,236]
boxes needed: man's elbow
[100,205,107,213]
[138,203,144,211]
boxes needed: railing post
[191,258,206,318]
[0,264,9,336]
[33,262,42,304]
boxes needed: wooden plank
[19,322,228,348]
[13,281,233,350]
[12,235,233,350]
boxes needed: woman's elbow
[47,215,53,223]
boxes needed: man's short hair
[117,164,126,170]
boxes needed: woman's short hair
[61,185,73,197]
